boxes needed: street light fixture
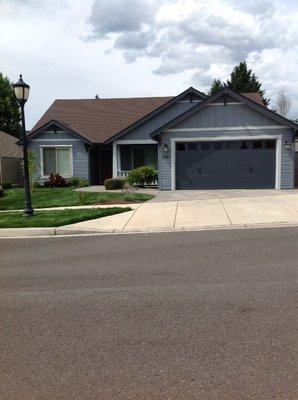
[13,74,34,216]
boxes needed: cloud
[87,0,298,102]
[89,0,157,38]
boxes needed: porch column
[112,143,121,178]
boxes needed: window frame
[40,145,73,178]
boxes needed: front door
[100,148,112,184]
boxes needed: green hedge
[104,178,125,190]
[127,166,157,187]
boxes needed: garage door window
[213,142,223,150]
[177,143,186,151]
[227,141,250,150]
[201,142,211,150]
[188,143,197,151]
[253,141,263,149]
[265,140,275,149]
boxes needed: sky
[1,0,298,128]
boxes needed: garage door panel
[176,140,276,190]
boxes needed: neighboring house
[27,86,298,190]
[0,130,23,186]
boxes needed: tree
[275,89,291,117]
[0,72,21,137]
[208,79,224,95]
[227,61,269,106]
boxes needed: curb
[2,221,298,238]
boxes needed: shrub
[45,173,67,188]
[32,180,43,188]
[2,181,12,189]
[104,178,125,190]
[68,177,89,188]
[0,186,3,197]
[127,166,158,187]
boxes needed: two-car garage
[175,139,277,190]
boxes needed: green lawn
[0,207,131,228]
[0,188,154,210]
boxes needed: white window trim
[170,135,282,190]
[40,145,73,179]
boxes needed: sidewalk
[57,193,298,234]
[3,193,298,237]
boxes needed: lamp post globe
[13,74,34,216]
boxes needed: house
[27,86,298,190]
[0,130,23,186]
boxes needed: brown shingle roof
[241,92,265,106]
[0,131,22,158]
[31,97,173,143]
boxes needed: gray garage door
[176,140,276,189]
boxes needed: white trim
[170,135,282,190]
[166,126,286,132]
[33,139,80,142]
[40,145,73,179]
[177,100,201,103]
[112,143,118,178]
[114,139,156,145]
[206,102,242,106]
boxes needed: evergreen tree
[0,72,21,137]
[227,61,269,105]
[208,79,224,95]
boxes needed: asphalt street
[1,228,297,399]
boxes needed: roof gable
[151,87,298,137]
[105,87,207,143]
[26,120,93,143]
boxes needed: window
[253,141,263,149]
[177,143,186,151]
[213,142,223,150]
[120,145,158,170]
[240,141,249,149]
[42,147,72,177]
[201,142,211,150]
[265,140,275,149]
[187,143,197,151]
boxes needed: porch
[113,142,158,184]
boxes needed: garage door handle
[249,166,253,173]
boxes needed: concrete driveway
[149,188,298,202]
[61,191,298,233]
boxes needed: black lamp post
[13,74,34,216]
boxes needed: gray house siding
[28,130,89,181]
[117,101,199,141]
[173,104,280,129]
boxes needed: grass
[0,188,154,210]
[0,207,131,228]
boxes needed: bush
[127,166,158,187]
[67,177,89,188]
[104,178,125,190]
[2,182,12,189]
[44,173,67,188]
[32,180,43,188]
[0,186,3,197]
